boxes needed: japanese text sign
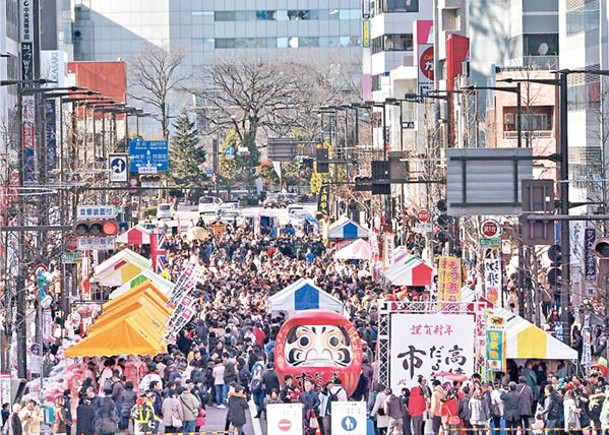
[390,314,474,391]
[437,256,462,303]
[484,259,502,304]
[486,329,506,372]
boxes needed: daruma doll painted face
[275,309,363,396]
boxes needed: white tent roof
[334,239,372,260]
[328,217,369,240]
[109,269,174,299]
[268,278,344,314]
[94,248,151,277]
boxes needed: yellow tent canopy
[103,281,168,314]
[64,282,169,358]
[64,316,167,357]
[86,297,169,335]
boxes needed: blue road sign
[129,137,169,173]
[206,168,213,177]
[225,145,235,157]
[341,416,357,431]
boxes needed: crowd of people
[14,225,609,435]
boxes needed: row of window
[566,1,599,36]
[197,9,361,21]
[371,34,413,54]
[214,36,359,49]
[370,0,419,16]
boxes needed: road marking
[249,398,263,435]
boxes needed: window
[300,37,319,47]
[372,74,381,91]
[372,36,383,54]
[287,10,312,20]
[382,0,419,13]
[383,34,413,51]
[523,34,559,56]
[192,11,213,16]
[256,10,276,20]
[503,106,554,132]
[214,11,235,21]
[215,38,235,49]
[566,1,599,35]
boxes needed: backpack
[326,388,343,415]
[103,378,114,393]
[251,378,262,392]
[130,404,140,421]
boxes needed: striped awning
[383,254,434,286]
[116,226,151,245]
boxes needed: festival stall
[108,269,173,299]
[327,217,369,240]
[93,261,149,287]
[115,225,152,245]
[268,278,344,314]
[489,307,578,360]
[64,282,169,357]
[383,254,434,287]
[93,248,151,276]
[334,238,372,260]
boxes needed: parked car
[198,196,223,215]
[263,193,286,209]
[219,210,244,226]
[156,203,174,220]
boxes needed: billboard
[390,313,474,392]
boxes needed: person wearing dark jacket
[385,388,404,435]
[262,363,280,396]
[540,385,563,435]
[517,376,534,430]
[400,388,412,435]
[300,380,321,435]
[500,382,521,435]
[93,388,119,435]
[76,395,95,435]
[228,385,249,435]
[409,387,427,435]
[118,381,137,430]
[7,404,22,435]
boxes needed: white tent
[334,239,372,260]
[328,217,369,240]
[268,278,344,314]
[94,248,151,276]
[108,269,174,299]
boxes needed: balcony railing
[503,130,553,139]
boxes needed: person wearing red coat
[409,387,427,435]
[440,389,461,435]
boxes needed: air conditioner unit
[504,113,514,124]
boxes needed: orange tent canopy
[102,281,169,315]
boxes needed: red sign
[419,46,434,81]
[278,419,292,432]
[110,195,122,206]
[417,208,430,223]
[480,219,501,238]
[66,236,78,252]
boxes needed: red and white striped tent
[383,253,434,287]
[334,239,372,260]
[116,226,152,245]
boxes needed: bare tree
[129,45,186,138]
[193,55,361,166]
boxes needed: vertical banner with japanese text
[584,228,596,281]
[390,314,474,391]
[437,256,462,303]
[486,328,506,372]
[484,258,502,305]
[383,232,395,269]
[318,184,330,217]
[22,95,36,184]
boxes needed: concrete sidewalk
[202,401,262,435]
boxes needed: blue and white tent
[327,216,369,240]
[268,278,344,314]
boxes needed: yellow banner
[363,20,370,48]
[437,256,462,303]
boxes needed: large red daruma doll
[275,309,363,396]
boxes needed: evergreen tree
[169,110,206,187]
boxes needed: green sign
[62,252,82,264]
[487,329,505,371]
[480,237,501,248]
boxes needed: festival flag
[150,232,167,274]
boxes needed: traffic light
[315,148,329,174]
[546,244,562,288]
[371,160,390,195]
[139,174,161,188]
[73,219,119,237]
[354,176,372,192]
[593,238,609,258]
